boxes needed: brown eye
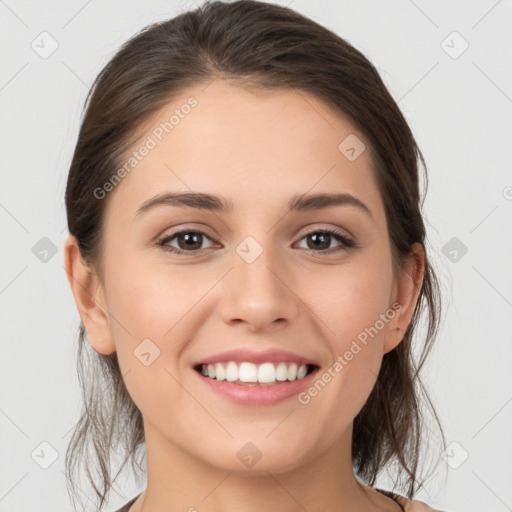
[157,227,356,256]
[158,230,215,254]
[295,229,355,253]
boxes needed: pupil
[310,232,330,250]
[180,232,201,250]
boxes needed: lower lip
[194,367,319,406]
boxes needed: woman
[63,1,447,511]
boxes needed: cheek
[106,240,190,330]
[306,255,394,353]
[102,256,179,369]
[296,264,393,436]
[297,252,394,410]
[105,258,218,378]
[104,267,200,426]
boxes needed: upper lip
[193,348,319,367]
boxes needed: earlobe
[63,234,116,355]
[383,243,425,354]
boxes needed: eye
[294,228,356,253]
[157,227,356,256]
[157,230,216,254]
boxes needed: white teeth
[225,361,238,382]
[275,362,288,381]
[199,361,311,384]
[239,362,258,382]
[215,363,226,381]
[297,364,308,379]
[258,362,275,383]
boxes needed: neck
[130,420,396,512]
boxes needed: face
[67,79,422,475]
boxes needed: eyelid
[295,223,353,240]
[158,222,352,241]
[156,223,219,242]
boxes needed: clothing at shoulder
[113,493,141,512]
[375,487,446,512]
[395,493,447,512]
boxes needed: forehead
[105,79,385,225]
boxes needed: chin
[196,436,314,476]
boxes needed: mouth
[193,361,319,386]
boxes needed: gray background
[1,0,511,511]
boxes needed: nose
[219,239,301,333]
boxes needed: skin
[64,79,425,512]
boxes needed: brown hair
[64,1,446,509]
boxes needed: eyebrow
[135,191,373,219]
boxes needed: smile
[196,361,316,385]
[194,361,320,405]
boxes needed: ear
[63,234,116,355]
[383,242,425,354]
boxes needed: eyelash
[156,228,356,256]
